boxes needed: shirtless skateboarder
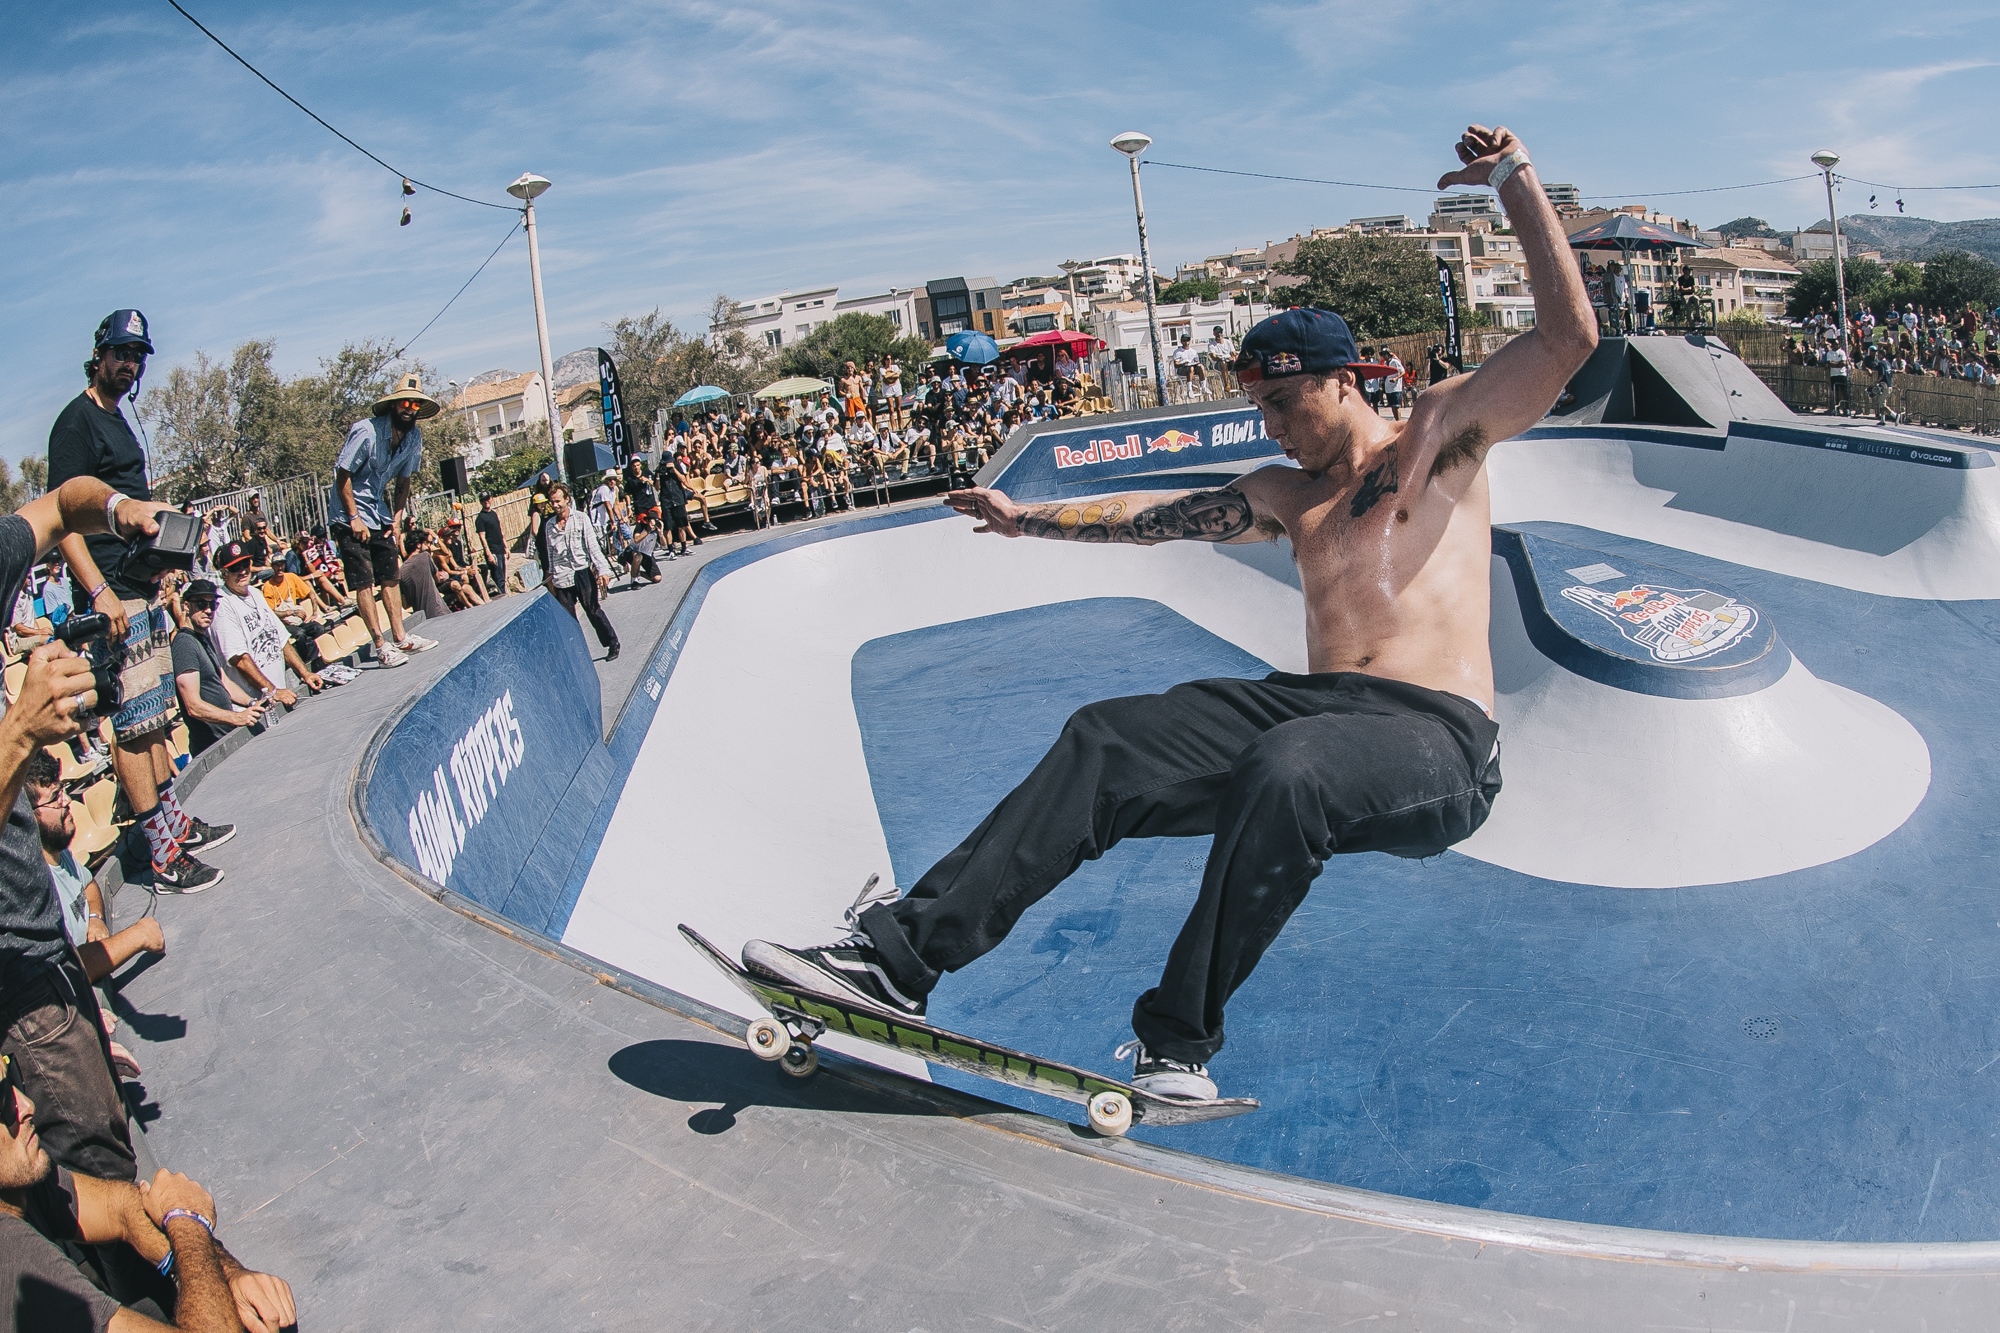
[744,124,1596,1101]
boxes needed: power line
[394,217,524,357]
[1141,161,1437,194]
[165,0,515,211]
[1139,160,1902,201]
[1838,173,2000,192]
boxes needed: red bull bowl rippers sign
[1052,417,1267,470]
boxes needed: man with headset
[47,312,228,895]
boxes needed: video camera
[50,612,127,727]
[126,509,200,575]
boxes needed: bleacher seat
[314,632,341,665]
[3,662,24,703]
[83,777,118,831]
[69,798,118,860]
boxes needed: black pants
[0,955,135,1180]
[861,673,1502,1064]
[549,576,618,651]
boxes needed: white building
[724,284,922,350]
[448,370,549,466]
[1061,254,1154,301]
[1092,299,1274,363]
[1349,214,1420,233]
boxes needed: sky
[5,0,1997,471]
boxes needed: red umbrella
[999,330,1104,359]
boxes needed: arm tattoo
[1429,423,1490,479]
[1019,488,1260,544]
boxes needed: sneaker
[153,849,223,894]
[743,934,926,1018]
[742,874,923,1017]
[604,645,620,662]
[375,642,409,668]
[181,818,236,852]
[1114,1039,1218,1101]
[398,634,439,653]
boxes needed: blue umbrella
[945,331,1000,365]
[674,385,730,406]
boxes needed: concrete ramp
[1547,334,1790,429]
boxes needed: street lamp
[1110,131,1169,404]
[507,171,568,481]
[1811,150,1848,349]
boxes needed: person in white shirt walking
[542,482,620,661]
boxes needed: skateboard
[679,924,1259,1137]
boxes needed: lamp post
[507,172,567,482]
[1811,150,1848,349]
[1110,132,1168,404]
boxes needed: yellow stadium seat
[69,800,119,859]
[83,778,118,830]
[3,663,25,703]
[168,723,190,760]
[315,633,340,664]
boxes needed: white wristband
[105,492,128,534]
[1487,150,1530,192]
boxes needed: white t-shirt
[49,850,89,948]
[1207,336,1236,361]
[211,584,292,697]
[1171,344,1201,369]
[1386,355,1406,392]
[590,481,619,522]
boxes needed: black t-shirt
[0,1168,122,1332]
[0,517,67,984]
[170,626,233,713]
[45,393,153,600]
[474,510,504,561]
[244,533,271,568]
[623,473,658,512]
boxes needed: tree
[652,294,778,407]
[605,309,684,446]
[1716,216,1779,240]
[470,438,555,497]
[1274,234,1446,338]
[0,459,37,514]
[1920,249,2000,315]
[775,311,932,385]
[1784,257,1885,321]
[1159,278,1221,303]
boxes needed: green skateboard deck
[680,924,1258,1136]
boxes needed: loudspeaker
[441,456,471,495]
[1115,347,1139,375]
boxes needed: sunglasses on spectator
[0,1054,17,1130]
[31,789,68,813]
[105,346,148,364]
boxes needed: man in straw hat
[332,373,442,668]
[744,124,1598,1105]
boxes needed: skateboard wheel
[779,1042,820,1078]
[1087,1090,1133,1137]
[745,1017,787,1061]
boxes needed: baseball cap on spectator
[94,308,154,353]
[183,578,219,605]
[1234,308,1396,385]
[218,541,253,570]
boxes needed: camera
[50,612,127,726]
[128,509,200,574]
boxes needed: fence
[188,472,332,538]
[1751,364,1999,434]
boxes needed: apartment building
[724,284,922,349]
[1688,247,1800,319]
[447,370,549,466]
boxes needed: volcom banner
[597,348,631,467]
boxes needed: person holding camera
[0,473,179,1184]
[332,374,442,669]
[46,310,228,895]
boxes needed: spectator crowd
[1787,301,2000,419]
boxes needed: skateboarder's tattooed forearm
[1021,489,1261,545]
[1430,423,1490,479]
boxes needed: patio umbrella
[674,385,730,406]
[1566,214,1707,253]
[754,376,834,400]
[945,331,1000,364]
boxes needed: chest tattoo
[1350,450,1400,518]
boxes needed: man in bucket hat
[47,310,229,894]
[332,372,441,667]
[744,124,1598,1104]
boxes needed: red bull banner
[1051,419,1267,471]
[985,403,1284,503]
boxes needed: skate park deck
[120,338,2000,1327]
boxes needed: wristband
[87,911,101,921]
[156,1246,175,1277]
[104,493,128,534]
[1487,149,1530,191]
[161,1208,214,1235]
[85,582,108,603]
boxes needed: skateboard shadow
[608,1038,954,1136]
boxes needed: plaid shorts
[110,596,174,740]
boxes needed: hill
[1836,214,2000,264]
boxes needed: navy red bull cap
[1235,307,1394,385]
[93,309,153,353]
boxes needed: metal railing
[188,472,332,538]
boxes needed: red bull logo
[1147,429,1202,454]
[1052,435,1146,469]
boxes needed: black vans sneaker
[152,850,224,894]
[180,818,236,852]
[1114,1039,1218,1101]
[742,933,926,1018]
